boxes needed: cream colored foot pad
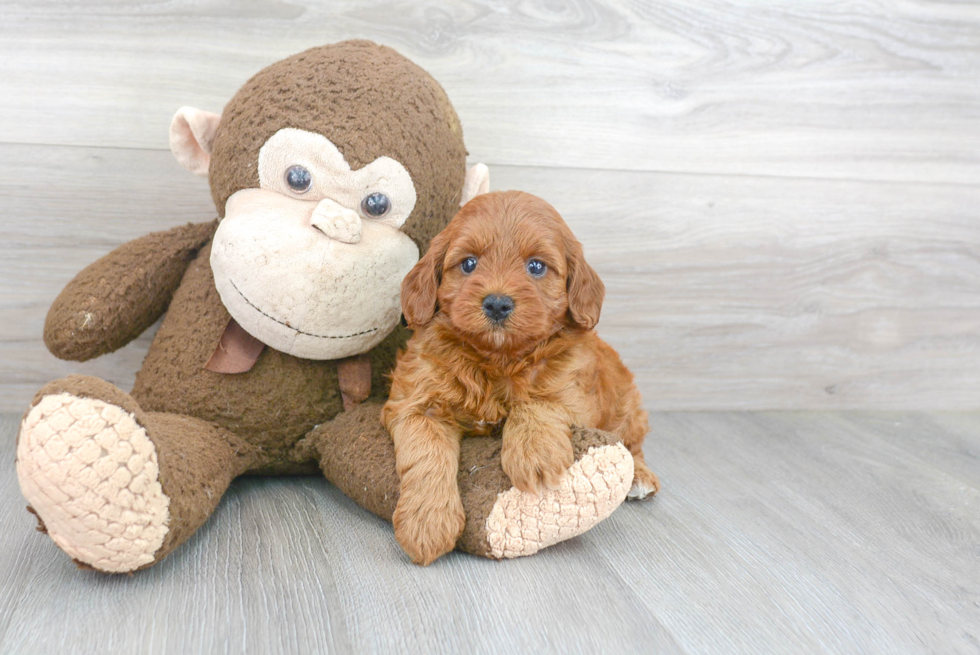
[485,443,634,559]
[17,393,170,573]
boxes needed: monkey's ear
[566,240,605,330]
[169,107,221,177]
[401,230,451,329]
[460,163,490,206]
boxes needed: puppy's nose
[482,294,514,323]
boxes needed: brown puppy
[382,190,659,565]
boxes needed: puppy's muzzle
[482,294,514,323]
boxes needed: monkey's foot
[483,439,634,559]
[17,393,170,573]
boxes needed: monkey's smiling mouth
[228,279,381,340]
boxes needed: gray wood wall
[1,0,978,412]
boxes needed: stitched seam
[228,279,380,340]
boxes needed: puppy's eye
[285,165,312,193]
[526,259,547,278]
[361,192,391,217]
[460,257,478,274]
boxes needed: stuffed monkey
[16,41,635,573]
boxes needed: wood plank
[834,412,980,490]
[0,0,977,183]
[3,143,978,411]
[602,411,980,654]
[2,411,978,653]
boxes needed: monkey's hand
[44,220,218,361]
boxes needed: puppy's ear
[566,240,605,330]
[401,230,450,329]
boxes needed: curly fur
[383,191,660,565]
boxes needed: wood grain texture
[0,2,978,408]
[2,143,978,411]
[0,0,978,183]
[2,411,978,653]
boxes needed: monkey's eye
[285,165,312,193]
[460,257,478,274]
[526,259,547,278]
[361,192,391,217]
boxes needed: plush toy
[15,41,635,573]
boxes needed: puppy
[382,190,659,565]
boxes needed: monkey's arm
[44,220,218,361]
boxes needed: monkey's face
[169,41,487,361]
[210,128,420,359]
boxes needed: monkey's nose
[310,198,362,244]
[482,294,514,323]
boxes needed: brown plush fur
[121,42,467,466]
[33,42,475,566]
[44,221,218,362]
[209,40,465,254]
[384,191,660,565]
[101,41,466,471]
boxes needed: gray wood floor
[2,411,978,654]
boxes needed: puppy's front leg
[388,411,465,566]
[502,402,575,494]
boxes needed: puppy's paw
[501,425,575,495]
[628,459,661,500]
[392,486,466,566]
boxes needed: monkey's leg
[304,402,634,560]
[16,375,252,573]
